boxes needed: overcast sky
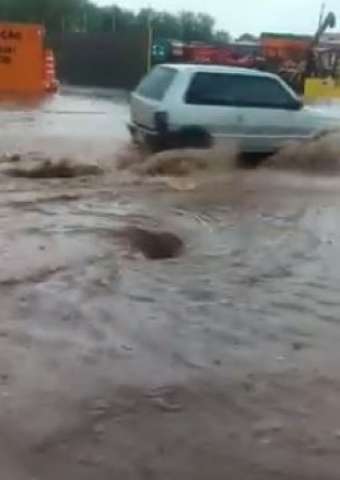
[96,0,340,36]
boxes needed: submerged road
[1,88,340,478]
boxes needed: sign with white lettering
[0,23,45,93]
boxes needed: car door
[223,74,309,152]
[176,71,308,152]
[175,71,246,149]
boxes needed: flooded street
[2,89,340,478]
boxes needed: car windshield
[186,72,296,108]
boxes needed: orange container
[262,38,309,62]
[0,23,46,94]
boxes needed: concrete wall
[48,29,149,90]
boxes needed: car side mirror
[291,99,303,110]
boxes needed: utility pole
[83,10,87,33]
[112,7,117,33]
[147,7,153,72]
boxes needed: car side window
[186,72,296,109]
[136,67,177,101]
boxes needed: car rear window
[136,67,177,101]
[186,72,295,109]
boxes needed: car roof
[160,63,277,79]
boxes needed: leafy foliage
[0,0,231,42]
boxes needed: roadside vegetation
[0,0,231,43]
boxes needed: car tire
[144,126,212,153]
[144,134,166,153]
[171,126,212,149]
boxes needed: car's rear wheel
[144,133,166,153]
[172,126,213,149]
[145,126,213,153]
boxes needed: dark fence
[48,29,149,90]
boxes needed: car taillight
[154,111,168,132]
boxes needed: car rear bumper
[127,122,213,151]
[127,122,155,139]
[127,122,164,150]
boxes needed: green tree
[237,33,258,42]
[152,12,181,40]
[178,11,215,42]
[0,0,230,42]
[0,0,87,31]
[215,30,231,44]
[196,13,215,41]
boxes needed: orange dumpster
[0,22,57,94]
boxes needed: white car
[129,64,340,153]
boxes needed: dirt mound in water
[118,226,184,260]
[116,145,145,171]
[131,147,238,177]
[1,156,103,178]
[264,133,340,173]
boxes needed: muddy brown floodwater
[2,88,340,479]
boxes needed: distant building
[261,32,312,42]
[320,33,340,47]
[231,40,260,57]
[260,32,312,62]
